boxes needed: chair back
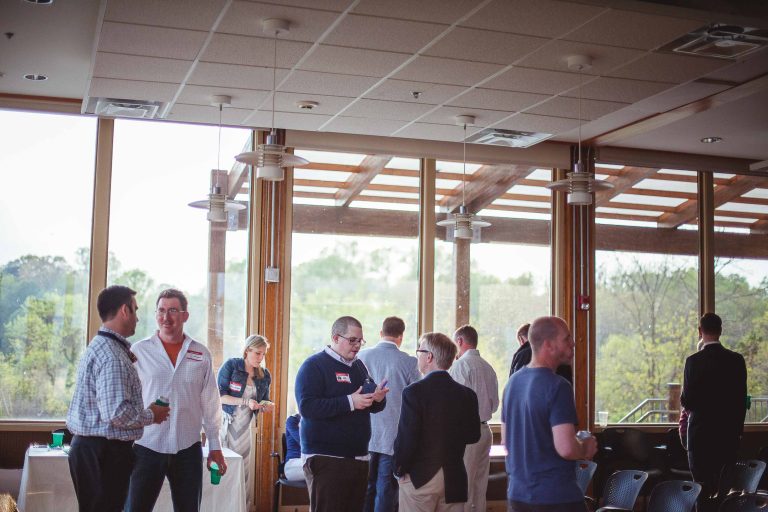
[576,460,597,495]
[602,470,649,509]
[719,460,767,496]
[602,427,655,466]
[757,446,768,491]
[718,492,768,512]
[665,427,693,478]
[647,480,701,512]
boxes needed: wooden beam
[751,219,768,234]
[699,173,715,315]
[442,164,531,212]
[595,166,659,206]
[226,137,253,197]
[658,174,766,229]
[418,159,436,336]
[590,72,768,146]
[335,155,392,206]
[455,238,470,328]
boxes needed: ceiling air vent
[465,128,553,148]
[92,98,162,118]
[661,24,768,59]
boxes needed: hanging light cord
[577,66,583,172]
[462,123,467,207]
[271,30,277,135]
[215,102,223,191]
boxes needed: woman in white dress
[217,335,274,511]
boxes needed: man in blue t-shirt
[501,316,597,512]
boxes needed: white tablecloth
[17,445,244,512]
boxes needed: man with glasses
[393,332,481,512]
[67,285,170,512]
[126,289,225,512]
[295,316,389,512]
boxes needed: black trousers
[68,435,135,512]
[304,455,369,512]
[688,446,738,512]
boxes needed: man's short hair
[97,285,136,322]
[517,323,531,341]
[331,316,363,337]
[381,316,406,338]
[528,316,566,352]
[454,324,478,347]
[700,312,722,337]
[156,288,188,311]
[421,332,457,370]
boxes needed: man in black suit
[393,332,480,512]
[681,313,747,511]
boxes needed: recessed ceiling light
[296,101,319,110]
[700,136,723,143]
[24,0,54,4]
[24,73,47,81]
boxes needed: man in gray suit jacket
[358,317,421,512]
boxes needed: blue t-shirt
[502,367,581,505]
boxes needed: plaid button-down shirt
[67,327,153,440]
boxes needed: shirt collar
[701,340,721,348]
[324,345,355,366]
[378,339,399,347]
[99,326,130,348]
[460,348,480,359]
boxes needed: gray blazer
[358,340,421,455]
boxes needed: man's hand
[246,399,260,411]
[581,436,598,460]
[149,403,170,424]
[208,449,227,475]
[372,381,389,403]
[350,386,374,410]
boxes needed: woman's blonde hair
[243,334,270,379]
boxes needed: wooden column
[207,169,228,370]
[454,237,470,328]
[87,118,114,340]
[418,158,436,336]
[698,171,715,315]
[667,383,681,422]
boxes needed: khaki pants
[463,424,492,512]
[399,468,464,512]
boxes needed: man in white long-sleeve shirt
[126,289,225,512]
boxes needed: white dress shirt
[131,333,222,453]
[449,348,499,422]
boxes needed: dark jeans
[304,455,368,512]
[364,452,398,512]
[508,501,587,512]
[126,441,203,512]
[688,447,737,512]
[68,435,135,512]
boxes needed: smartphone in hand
[361,379,377,394]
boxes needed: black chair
[717,460,767,497]
[718,492,768,512]
[577,460,598,494]
[597,428,663,502]
[271,433,307,512]
[757,446,768,491]
[596,470,648,511]
[664,427,693,480]
[647,480,701,512]
[52,428,73,445]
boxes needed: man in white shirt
[449,325,499,512]
[126,289,225,512]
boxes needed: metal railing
[616,397,768,423]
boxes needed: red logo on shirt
[336,373,351,383]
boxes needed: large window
[595,165,699,424]
[0,110,97,419]
[288,150,420,414]
[108,119,251,365]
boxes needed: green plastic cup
[52,432,64,447]
[209,462,221,485]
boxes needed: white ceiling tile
[424,28,547,65]
[188,62,286,89]
[247,0,352,11]
[104,0,228,31]
[566,10,703,50]
[98,22,208,60]
[555,107,649,142]
[447,88,550,112]
[608,53,728,84]
[517,40,646,76]
[274,92,354,115]
[492,113,581,134]
[280,70,379,96]
[244,111,334,131]
[396,122,466,142]
[483,66,581,95]
[93,52,191,83]
[353,0,480,24]
[324,116,408,136]
[89,78,180,102]
[463,0,606,38]
[343,99,435,121]
[217,1,342,42]
[323,14,446,53]
[297,45,408,77]
[629,80,731,115]
[177,85,270,109]
[419,106,510,127]
[393,56,504,86]
[365,79,467,104]
[201,34,312,67]
[527,96,629,120]
[167,103,253,124]
[579,77,672,103]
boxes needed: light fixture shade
[189,185,246,222]
[256,165,284,181]
[236,137,309,182]
[546,172,614,206]
[437,207,491,240]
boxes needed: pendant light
[437,115,491,240]
[235,18,309,181]
[546,55,613,205]
[189,95,247,222]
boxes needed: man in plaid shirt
[67,285,170,512]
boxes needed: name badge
[186,350,203,362]
[336,372,351,383]
[229,381,242,392]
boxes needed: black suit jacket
[393,370,480,503]
[680,342,747,452]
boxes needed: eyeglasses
[416,349,432,355]
[337,334,366,346]
[156,308,183,317]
